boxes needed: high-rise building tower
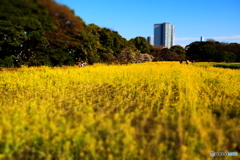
[154,22,175,48]
[147,36,154,45]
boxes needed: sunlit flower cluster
[0,62,239,159]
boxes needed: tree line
[149,40,240,63]
[0,0,239,67]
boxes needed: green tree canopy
[186,41,238,62]
[1,0,239,67]
[170,45,186,55]
[0,0,56,66]
[129,36,150,54]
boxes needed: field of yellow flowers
[0,62,239,160]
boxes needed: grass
[192,62,240,69]
[0,62,239,160]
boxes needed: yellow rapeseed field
[0,62,239,160]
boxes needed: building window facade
[154,22,175,48]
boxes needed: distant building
[147,36,154,45]
[154,22,175,48]
[200,36,204,42]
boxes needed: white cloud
[210,35,240,40]
[175,35,240,41]
[175,37,199,41]
[176,44,188,48]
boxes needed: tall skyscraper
[154,22,175,48]
[147,36,154,45]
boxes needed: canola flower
[0,62,239,160]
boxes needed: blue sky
[55,0,240,47]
